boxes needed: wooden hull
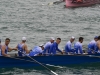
[1,54,100,68]
[65,0,100,8]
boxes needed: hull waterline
[1,55,100,68]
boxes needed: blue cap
[94,36,98,39]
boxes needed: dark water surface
[0,0,100,75]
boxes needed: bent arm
[49,45,53,54]
[56,44,62,53]
[79,45,83,54]
[24,45,30,54]
[8,47,17,52]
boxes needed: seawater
[0,0,100,75]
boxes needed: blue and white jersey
[0,45,8,56]
[74,42,83,54]
[29,46,43,56]
[65,41,72,53]
[17,43,26,56]
[88,40,97,53]
[43,42,52,54]
[49,42,62,55]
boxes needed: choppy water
[0,0,100,75]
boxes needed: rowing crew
[0,36,100,57]
[65,36,100,55]
[0,37,30,57]
[33,36,100,55]
[0,37,61,57]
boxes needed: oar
[8,56,63,69]
[48,0,64,5]
[18,51,58,75]
[88,55,100,58]
[46,64,63,68]
[83,47,97,54]
[26,56,58,75]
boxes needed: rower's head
[50,37,55,43]
[39,44,44,50]
[98,36,100,40]
[70,36,75,43]
[5,38,10,45]
[94,36,98,41]
[22,37,26,42]
[56,38,61,44]
[79,37,84,43]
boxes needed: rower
[16,37,29,56]
[29,44,44,56]
[87,36,98,54]
[0,38,17,57]
[74,37,84,54]
[96,36,100,53]
[49,38,63,55]
[43,37,55,55]
[65,36,75,55]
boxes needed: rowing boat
[65,0,100,8]
[1,54,100,68]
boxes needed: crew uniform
[0,45,8,56]
[49,42,62,55]
[74,42,83,54]
[88,36,98,54]
[43,42,52,54]
[29,45,43,56]
[17,43,26,56]
[88,41,96,54]
[17,37,28,56]
[43,37,55,54]
[65,37,75,54]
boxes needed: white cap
[22,37,26,41]
[50,37,55,40]
[39,44,44,47]
[71,36,75,39]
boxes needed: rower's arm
[67,44,72,52]
[1,45,9,57]
[56,44,63,54]
[97,42,100,50]
[8,47,17,52]
[79,45,83,54]
[8,44,19,51]
[24,45,29,54]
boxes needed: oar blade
[46,64,63,68]
[51,70,58,75]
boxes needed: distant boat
[1,54,100,68]
[65,0,100,8]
